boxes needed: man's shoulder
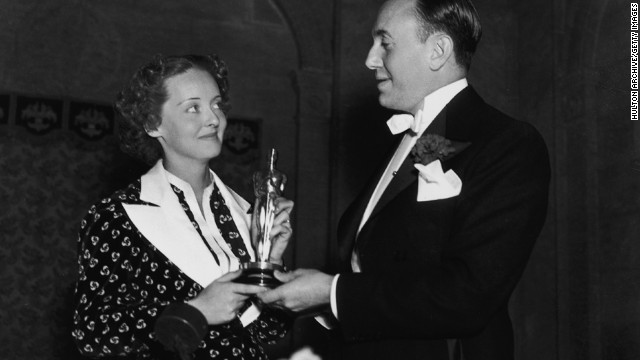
[484,103,545,144]
[446,87,545,145]
[453,88,542,141]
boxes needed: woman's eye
[212,102,221,110]
[187,105,199,113]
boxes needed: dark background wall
[0,0,636,359]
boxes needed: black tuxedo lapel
[370,150,415,218]
[427,107,447,137]
[337,136,403,264]
[442,86,484,142]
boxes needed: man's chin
[378,95,401,111]
[378,93,419,113]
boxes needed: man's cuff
[330,274,340,320]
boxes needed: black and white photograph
[0,1,633,360]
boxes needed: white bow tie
[386,109,425,135]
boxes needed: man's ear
[428,33,454,71]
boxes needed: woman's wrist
[185,298,204,315]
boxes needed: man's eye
[187,105,199,113]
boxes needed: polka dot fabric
[72,180,291,359]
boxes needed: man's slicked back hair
[413,0,482,70]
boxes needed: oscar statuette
[237,148,287,288]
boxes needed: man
[258,0,550,359]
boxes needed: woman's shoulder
[78,180,139,237]
[82,179,152,223]
[97,179,145,208]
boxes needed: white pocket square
[414,160,462,201]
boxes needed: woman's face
[148,68,227,167]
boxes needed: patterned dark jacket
[72,161,291,359]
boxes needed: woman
[72,54,294,359]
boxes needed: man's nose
[365,45,381,70]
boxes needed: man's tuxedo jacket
[335,87,550,360]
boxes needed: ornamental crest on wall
[210,118,261,200]
[16,96,63,135]
[69,102,114,140]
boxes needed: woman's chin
[206,148,223,161]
